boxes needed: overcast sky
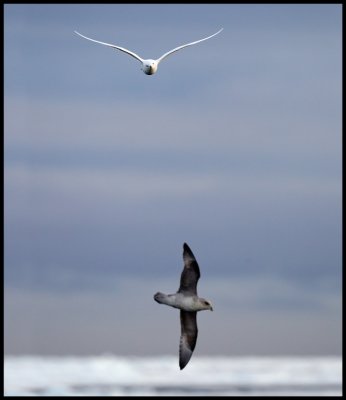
[4,4,342,357]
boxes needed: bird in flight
[154,243,213,370]
[74,28,223,75]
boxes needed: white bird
[74,28,223,75]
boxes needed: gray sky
[4,4,342,356]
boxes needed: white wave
[4,355,342,396]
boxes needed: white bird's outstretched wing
[74,31,143,63]
[156,28,223,64]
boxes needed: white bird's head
[141,59,158,75]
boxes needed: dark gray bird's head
[200,298,213,311]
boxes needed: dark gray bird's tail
[153,292,165,304]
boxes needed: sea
[4,355,342,396]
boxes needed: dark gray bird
[154,243,213,370]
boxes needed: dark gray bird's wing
[179,311,198,370]
[178,243,200,295]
